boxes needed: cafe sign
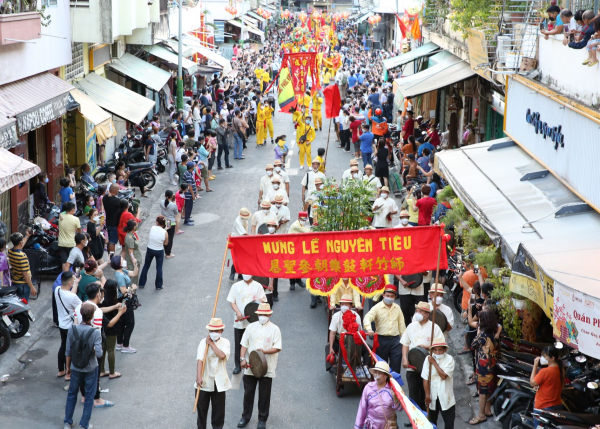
[525,108,564,150]
[16,93,72,135]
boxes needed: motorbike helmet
[375,108,382,116]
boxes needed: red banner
[229,226,448,279]
[282,52,318,102]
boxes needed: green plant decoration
[449,0,494,35]
[436,185,457,203]
[490,283,523,343]
[475,246,497,271]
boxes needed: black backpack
[71,325,96,369]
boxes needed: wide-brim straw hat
[260,200,272,209]
[381,186,390,192]
[428,283,446,294]
[255,302,273,315]
[339,294,353,304]
[431,338,449,350]
[415,301,432,312]
[369,360,391,376]
[239,207,251,219]
[206,317,225,331]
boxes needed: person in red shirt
[401,110,415,143]
[530,346,564,428]
[427,123,441,148]
[415,184,436,226]
[349,115,363,159]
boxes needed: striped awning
[0,147,41,193]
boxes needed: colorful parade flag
[277,67,296,113]
[395,13,408,39]
[411,16,422,41]
[282,52,318,103]
[323,83,341,119]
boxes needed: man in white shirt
[251,200,273,235]
[300,159,326,211]
[401,301,444,414]
[428,284,454,336]
[258,164,279,207]
[342,159,363,181]
[422,339,456,429]
[195,317,231,429]
[265,176,288,205]
[362,165,381,202]
[273,160,290,196]
[371,186,398,228]
[269,194,290,233]
[226,275,267,374]
[396,209,413,228]
[230,208,251,281]
[56,271,81,378]
[239,303,282,429]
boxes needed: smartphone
[75,268,81,278]
[474,264,479,274]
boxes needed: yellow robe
[256,102,267,145]
[264,105,274,140]
[312,95,323,130]
[296,122,315,167]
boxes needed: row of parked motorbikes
[0,286,36,354]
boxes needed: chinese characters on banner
[229,226,448,279]
[554,282,600,360]
[282,52,319,102]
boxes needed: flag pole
[193,236,230,413]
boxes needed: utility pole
[177,0,184,110]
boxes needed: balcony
[0,12,41,45]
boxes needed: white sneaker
[121,346,137,354]
[115,344,123,350]
[24,332,31,337]
[300,165,304,169]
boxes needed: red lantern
[332,12,341,22]
[367,15,375,25]
[312,10,321,20]
[341,11,349,20]
[298,11,308,22]
[374,14,381,23]
[256,7,264,15]
[231,7,237,15]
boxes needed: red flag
[323,84,341,119]
[395,13,408,39]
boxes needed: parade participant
[327,294,368,371]
[269,194,290,233]
[273,159,290,196]
[422,339,456,429]
[355,361,402,429]
[342,159,362,181]
[273,135,288,164]
[362,165,381,203]
[288,212,310,291]
[305,176,324,222]
[296,115,316,169]
[256,99,267,147]
[372,186,398,229]
[258,164,277,207]
[393,269,427,328]
[396,210,412,228]
[291,106,302,128]
[401,301,444,415]
[238,303,282,429]
[301,158,326,211]
[195,318,231,429]
[251,200,273,235]
[265,176,288,205]
[315,147,326,173]
[428,284,454,335]
[302,90,312,111]
[363,284,406,373]
[369,108,389,140]
[312,91,323,131]
[264,100,275,145]
[229,208,251,281]
[227,275,267,375]
[329,278,362,310]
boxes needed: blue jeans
[362,152,373,169]
[139,248,164,289]
[14,282,30,300]
[64,367,97,429]
[533,405,563,428]
[233,134,243,159]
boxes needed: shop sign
[554,282,600,360]
[16,93,71,135]
[85,120,97,172]
[525,108,564,150]
[0,123,17,150]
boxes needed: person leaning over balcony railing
[569,10,597,51]
[578,12,600,66]
[541,5,565,39]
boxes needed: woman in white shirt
[138,216,169,290]
[160,190,179,259]
[422,340,456,429]
[193,101,201,137]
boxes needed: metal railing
[566,0,599,14]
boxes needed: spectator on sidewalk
[58,202,82,271]
[111,256,138,354]
[8,231,37,299]
[55,271,81,379]
[99,280,128,380]
[138,216,168,290]
[103,184,122,258]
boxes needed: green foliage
[467,226,491,248]
[475,246,497,271]
[440,197,467,227]
[436,185,457,203]
[449,0,494,35]
[311,178,373,232]
[490,283,523,343]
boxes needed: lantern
[298,11,308,22]
[332,12,341,22]
[231,7,237,15]
[374,14,381,23]
[312,9,321,20]
[341,11,349,20]
[282,9,291,19]
[256,7,264,15]
[367,15,375,25]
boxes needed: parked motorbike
[529,406,600,428]
[0,303,12,355]
[155,142,168,173]
[0,286,34,338]
[22,222,62,275]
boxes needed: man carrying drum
[238,303,282,429]
[428,284,454,338]
[227,275,267,375]
[195,317,231,429]
[329,278,362,310]
[363,284,406,374]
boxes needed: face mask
[313,167,319,172]
[84,241,89,248]
[209,332,221,341]
[540,356,549,365]
[276,204,282,209]
[44,178,49,183]
[268,226,276,233]
[242,274,252,281]
[432,296,443,305]
[318,185,324,190]
[414,312,424,322]
[121,259,127,269]
[89,201,95,206]
[275,166,281,172]
[93,216,100,222]
[267,170,273,176]
[272,184,279,190]
[401,218,409,225]
[341,305,350,313]
[258,316,269,325]
[352,173,358,179]
[111,179,117,183]
[433,352,445,361]
[381,193,389,199]
[262,208,270,213]
[383,297,394,305]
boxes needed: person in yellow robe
[291,106,302,130]
[296,116,315,169]
[256,100,267,146]
[264,102,275,145]
[302,91,311,110]
[312,92,323,131]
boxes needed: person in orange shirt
[530,345,564,428]
[457,264,487,355]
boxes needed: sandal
[94,400,115,408]
[109,372,122,379]
[469,416,487,425]
[458,349,472,355]
[99,372,110,378]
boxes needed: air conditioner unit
[496,35,512,64]
[111,40,125,59]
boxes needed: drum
[249,350,268,378]
[257,224,270,235]
[429,309,448,332]
[402,273,423,289]
[244,302,260,323]
[407,346,429,373]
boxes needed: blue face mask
[112,179,117,183]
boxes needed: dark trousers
[272,278,278,298]
[406,370,426,411]
[117,306,135,347]
[185,198,194,222]
[195,387,226,429]
[52,291,59,325]
[242,375,273,423]
[58,327,69,371]
[428,400,455,429]
[399,294,425,327]
[217,144,230,168]
[164,226,175,256]
[377,335,402,374]
[341,129,351,151]
[234,328,245,369]
[79,356,101,400]
[139,248,164,289]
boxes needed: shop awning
[196,65,223,76]
[0,72,75,135]
[144,45,198,74]
[164,40,194,58]
[394,53,474,98]
[108,53,171,92]
[69,89,117,144]
[242,15,258,27]
[354,12,373,24]
[247,26,265,38]
[0,114,17,150]
[227,19,243,28]
[248,11,267,22]
[74,73,155,125]
[181,35,233,76]
[437,139,600,298]
[383,42,440,71]
[0,147,41,193]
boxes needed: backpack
[71,325,96,369]
[341,73,348,86]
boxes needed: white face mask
[258,316,269,325]
[93,216,100,222]
[272,184,279,190]
[341,305,350,313]
[83,241,89,247]
[383,297,394,305]
[413,312,424,322]
[352,173,358,179]
[267,171,273,176]
[121,259,127,269]
[433,352,445,361]
[313,167,319,172]
[274,166,281,172]
[262,208,270,212]
[209,332,221,341]
[268,226,276,233]
[540,356,549,365]
[318,185,324,190]
[242,274,252,281]
[400,218,409,225]
[381,193,388,199]
[299,218,308,225]
[431,296,443,305]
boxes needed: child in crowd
[316,148,326,173]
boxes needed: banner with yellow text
[229,226,447,279]
[283,52,318,102]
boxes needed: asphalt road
[0,98,499,429]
